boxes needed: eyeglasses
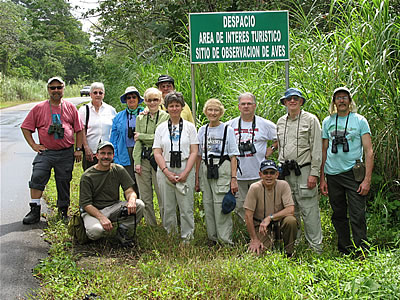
[262,170,276,175]
[126,95,138,100]
[93,91,104,95]
[335,96,349,101]
[146,98,160,103]
[287,96,301,101]
[48,86,64,90]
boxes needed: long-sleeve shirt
[277,110,322,177]
[132,110,169,165]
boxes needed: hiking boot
[58,206,69,223]
[23,203,41,225]
[116,224,134,247]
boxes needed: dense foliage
[0,0,96,83]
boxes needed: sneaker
[116,224,134,247]
[23,203,41,224]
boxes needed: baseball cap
[332,86,352,102]
[260,160,278,172]
[156,75,175,87]
[97,141,114,152]
[222,191,236,214]
[47,77,65,86]
[280,88,306,105]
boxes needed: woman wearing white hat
[110,86,144,196]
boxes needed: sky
[67,0,99,33]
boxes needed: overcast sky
[68,0,99,32]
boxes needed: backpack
[68,211,89,244]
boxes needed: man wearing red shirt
[21,77,84,224]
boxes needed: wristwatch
[75,147,82,151]
[270,146,276,152]
[270,214,274,220]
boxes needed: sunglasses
[93,91,104,95]
[287,96,301,101]
[126,95,138,100]
[146,98,160,103]
[262,170,276,175]
[49,86,64,90]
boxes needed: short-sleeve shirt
[79,164,134,209]
[226,116,277,180]
[21,100,83,150]
[78,102,116,153]
[153,119,199,162]
[322,112,371,175]
[244,180,294,225]
[197,123,240,159]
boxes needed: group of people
[21,75,373,257]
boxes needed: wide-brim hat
[47,77,65,86]
[280,88,306,105]
[120,86,144,104]
[332,86,352,102]
[156,75,174,87]
[260,160,278,172]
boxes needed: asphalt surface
[0,97,87,299]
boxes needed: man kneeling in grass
[79,141,145,247]
[244,160,298,257]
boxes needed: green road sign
[189,11,289,64]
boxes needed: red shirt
[21,100,83,150]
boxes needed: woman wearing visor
[153,91,198,242]
[133,88,169,226]
[195,98,239,245]
[110,86,144,196]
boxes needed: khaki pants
[199,160,233,244]
[236,179,259,222]
[135,159,163,226]
[285,165,323,252]
[157,162,195,240]
[82,200,145,240]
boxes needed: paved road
[0,97,88,299]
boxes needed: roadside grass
[0,76,82,107]
[34,166,400,299]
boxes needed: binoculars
[206,155,219,179]
[281,159,301,177]
[127,127,135,139]
[238,141,256,157]
[119,206,129,218]
[332,135,349,153]
[48,123,64,138]
[169,150,182,168]
[141,147,152,160]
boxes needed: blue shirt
[322,112,371,175]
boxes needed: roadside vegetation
[1,0,399,298]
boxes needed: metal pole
[190,64,196,125]
[285,61,289,89]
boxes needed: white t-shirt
[226,115,277,180]
[153,119,199,162]
[78,102,116,153]
[197,123,239,159]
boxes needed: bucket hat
[120,86,144,104]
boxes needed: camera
[119,206,129,218]
[48,123,64,138]
[280,160,301,177]
[169,150,182,168]
[238,141,256,156]
[206,155,219,179]
[332,135,349,153]
[141,147,152,160]
[127,127,135,139]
